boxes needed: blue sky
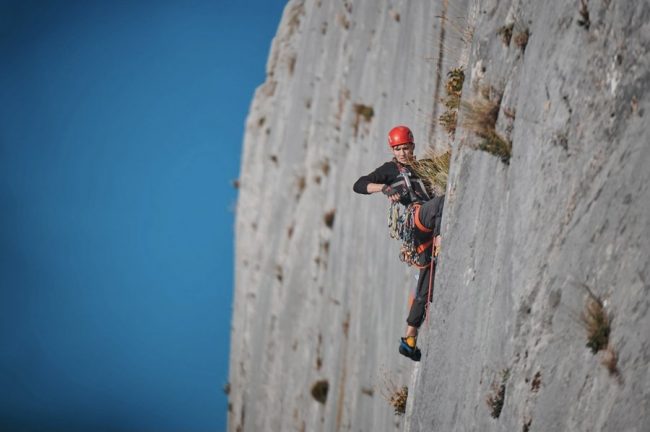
[0,1,286,430]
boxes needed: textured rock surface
[412,1,650,431]
[230,1,650,431]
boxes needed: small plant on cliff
[439,67,465,135]
[446,67,465,95]
[461,93,512,164]
[581,296,610,354]
[486,368,509,419]
[477,130,512,163]
[388,386,408,415]
[380,372,408,415]
[439,110,458,135]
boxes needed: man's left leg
[399,266,432,361]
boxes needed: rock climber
[352,125,445,361]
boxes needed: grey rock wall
[229,1,453,431]
[229,1,650,431]
[412,1,650,431]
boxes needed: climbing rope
[425,243,440,327]
[387,202,421,267]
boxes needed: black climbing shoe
[399,337,421,361]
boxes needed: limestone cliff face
[230,1,650,431]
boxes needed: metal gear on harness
[389,161,431,205]
[387,202,429,268]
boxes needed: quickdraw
[388,202,430,268]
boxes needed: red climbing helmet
[388,125,414,147]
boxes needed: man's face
[392,143,415,164]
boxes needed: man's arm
[352,162,399,201]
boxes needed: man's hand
[382,184,401,202]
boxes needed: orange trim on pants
[414,204,433,233]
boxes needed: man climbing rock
[353,125,445,361]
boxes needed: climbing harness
[388,202,432,268]
[398,166,420,204]
[388,162,431,204]
[386,162,434,268]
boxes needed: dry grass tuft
[486,369,509,419]
[443,94,461,110]
[446,67,465,95]
[461,97,499,132]
[581,296,610,354]
[439,67,465,136]
[435,14,475,45]
[388,386,408,415]
[478,130,512,163]
[439,110,458,135]
[379,373,408,415]
[411,149,451,196]
[461,96,512,164]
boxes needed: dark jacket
[353,161,430,205]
